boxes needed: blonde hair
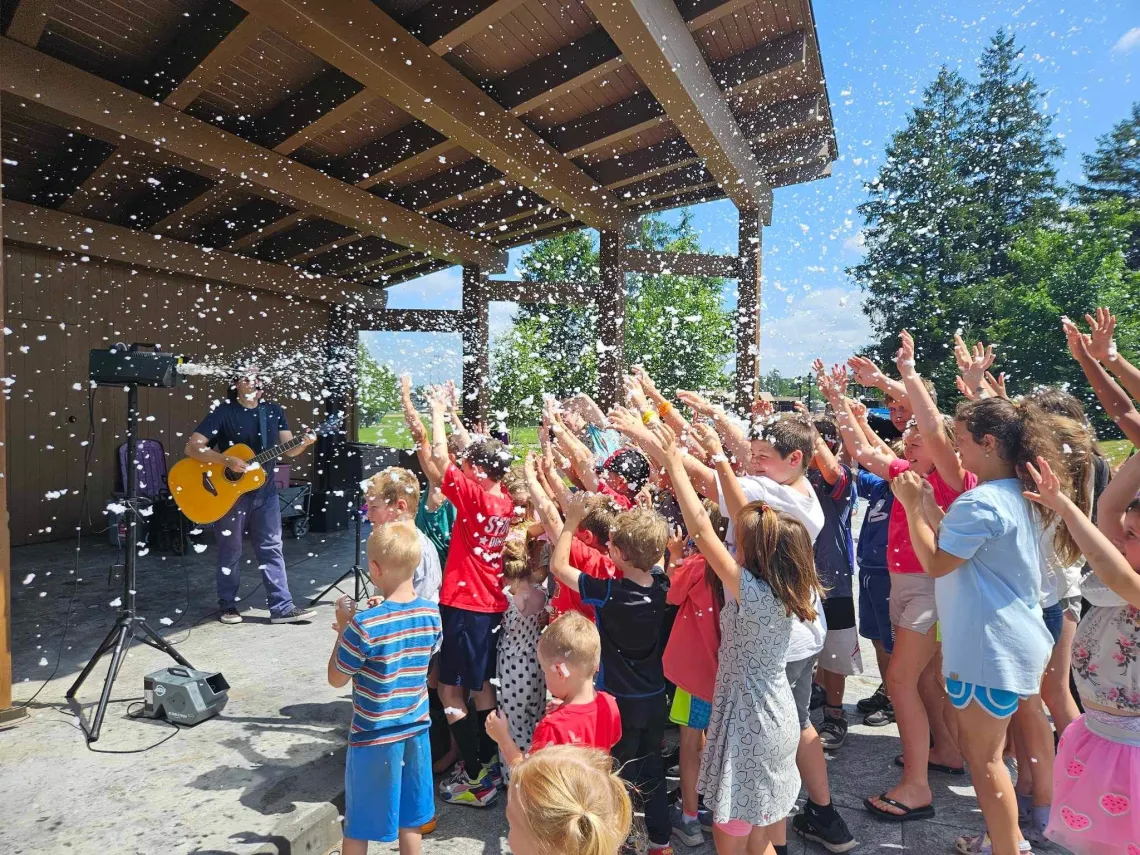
[538,611,600,674]
[365,467,421,511]
[609,507,668,571]
[511,745,632,855]
[502,530,550,585]
[367,521,421,582]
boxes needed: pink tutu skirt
[1046,711,1140,855]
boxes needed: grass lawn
[1101,438,1136,467]
[357,413,540,452]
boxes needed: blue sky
[367,0,1139,386]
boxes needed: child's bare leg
[872,640,891,685]
[819,668,846,709]
[678,725,705,817]
[341,838,368,855]
[1011,696,1054,808]
[956,702,1023,855]
[919,654,962,769]
[398,827,423,855]
[1040,614,1079,738]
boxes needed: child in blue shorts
[853,465,896,725]
[328,521,442,855]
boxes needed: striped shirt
[335,598,442,747]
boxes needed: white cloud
[841,231,866,255]
[759,287,873,376]
[1113,27,1140,54]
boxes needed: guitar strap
[258,403,269,455]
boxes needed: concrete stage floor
[2,520,1073,854]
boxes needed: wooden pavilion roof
[0,0,837,290]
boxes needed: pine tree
[1075,102,1140,269]
[850,68,976,378]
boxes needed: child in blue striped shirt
[328,521,442,855]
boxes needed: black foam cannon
[89,343,183,388]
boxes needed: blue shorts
[945,679,1023,719]
[1042,601,1063,645]
[858,570,894,654]
[669,688,711,730]
[438,605,501,691]
[345,730,434,842]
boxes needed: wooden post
[596,230,626,410]
[736,209,762,413]
[0,97,27,724]
[461,265,490,426]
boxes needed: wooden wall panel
[2,243,332,545]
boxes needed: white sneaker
[955,833,1032,854]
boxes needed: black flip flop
[864,794,936,822]
[894,754,966,775]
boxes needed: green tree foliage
[356,342,399,427]
[1075,102,1140,269]
[490,212,733,423]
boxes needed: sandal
[864,794,936,822]
[893,754,965,775]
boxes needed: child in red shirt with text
[486,611,621,765]
[425,389,515,808]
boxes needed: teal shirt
[415,491,456,569]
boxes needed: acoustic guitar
[169,415,342,525]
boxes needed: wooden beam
[287,234,363,265]
[273,90,373,155]
[404,0,529,55]
[163,15,266,111]
[233,0,629,234]
[370,309,462,332]
[253,68,365,150]
[1,38,506,270]
[149,182,237,236]
[676,0,756,31]
[487,29,624,115]
[583,0,771,215]
[133,0,250,102]
[32,134,116,208]
[620,249,738,278]
[736,209,761,410]
[222,208,307,251]
[461,266,490,425]
[2,201,384,306]
[3,0,54,47]
[112,169,215,230]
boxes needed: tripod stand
[66,383,193,742]
[309,485,371,605]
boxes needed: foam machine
[67,344,228,741]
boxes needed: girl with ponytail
[891,396,1068,855]
[506,745,632,855]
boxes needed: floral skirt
[1046,711,1140,855]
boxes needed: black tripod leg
[137,621,193,668]
[66,618,124,699]
[308,567,356,606]
[87,624,133,742]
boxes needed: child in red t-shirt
[426,391,515,808]
[486,611,620,767]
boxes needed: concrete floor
[1,517,1073,855]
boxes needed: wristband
[710,453,728,464]
[641,409,657,426]
[657,400,673,418]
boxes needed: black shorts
[438,604,501,692]
[822,596,856,631]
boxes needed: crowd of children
[327,307,1140,855]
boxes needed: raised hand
[665,524,686,566]
[641,419,679,464]
[632,365,661,400]
[953,333,995,390]
[1062,316,1093,362]
[690,422,725,459]
[812,357,826,381]
[955,375,979,401]
[400,373,413,402]
[624,374,650,412]
[895,330,917,376]
[607,405,643,436]
[1085,307,1119,363]
[1023,456,1067,513]
[889,468,924,509]
[676,389,714,416]
[848,398,868,421]
[564,489,591,525]
[985,371,1008,399]
[829,363,849,398]
[847,354,884,387]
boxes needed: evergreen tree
[356,342,399,427]
[850,68,975,379]
[1075,102,1140,269]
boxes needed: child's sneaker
[437,762,466,794]
[856,682,890,713]
[669,804,703,847]
[484,756,505,790]
[955,833,1032,854]
[791,799,857,853]
[441,766,498,808]
[1022,805,1050,846]
[818,706,849,750]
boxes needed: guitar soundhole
[223,466,244,484]
[201,473,218,497]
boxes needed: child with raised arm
[398,375,457,570]
[504,745,632,855]
[328,522,442,855]
[639,419,825,855]
[364,467,442,603]
[548,494,672,853]
[891,396,1067,855]
[485,610,621,766]
[424,389,515,808]
[1027,452,1140,855]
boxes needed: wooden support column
[736,209,762,413]
[461,266,490,427]
[596,230,626,410]
[0,98,27,725]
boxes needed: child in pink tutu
[1023,451,1140,855]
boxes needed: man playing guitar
[184,370,316,625]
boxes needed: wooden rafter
[368,309,462,332]
[163,16,266,111]
[3,0,54,47]
[404,0,529,56]
[149,182,238,236]
[619,249,738,278]
[2,200,384,305]
[583,0,772,214]
[232,0,629,233]
[1,37,506,270]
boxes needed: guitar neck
[251,435,308,465]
